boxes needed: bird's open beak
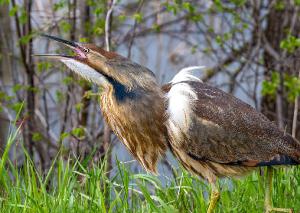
[34,34,86,60]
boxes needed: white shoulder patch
[167,83,197,128]
[61,59,108,86]
[170,66,204,84]
[167,66,202,135]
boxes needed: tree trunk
[0,3,13,156]
[262,1,300,138]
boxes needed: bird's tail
[257,134,300,166]
[256,155,299,166]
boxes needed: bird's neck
[105,75,140,102]
[100,84,168,174]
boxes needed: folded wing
[165,67,300,167]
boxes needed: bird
[36,34,300,213]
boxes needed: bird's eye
[83,48,89,53]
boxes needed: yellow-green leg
[264,167,293,213]
[207,181,220,213]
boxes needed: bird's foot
[265,206,293,213]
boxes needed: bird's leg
[207,181,220,213]
[264,167,293,213]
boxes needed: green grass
[1,126,300,212]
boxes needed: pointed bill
[40,34,78,49]
[33,34,85,60]
[33,54,73,59]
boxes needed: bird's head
[36,34,157,92]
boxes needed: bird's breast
[99,89,168,174]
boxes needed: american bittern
[36,34,300,213]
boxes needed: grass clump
[0,124,300,212]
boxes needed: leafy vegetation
[1,124,300,212]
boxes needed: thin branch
[127,0,144,58]
[292,70,300,138]
[202,42,250,82]
[121,16,188,42]
[105,0,117,52]
[101,0,118,179]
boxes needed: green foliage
[295,0,300,6]
[0,91,13,102]
[55,90,64,103]
[75,103,83,113]
[274,0,285,11]
[152,23,161,33]
[213,0,225,12]
[190,13,203,22]
[83,90,95,99]
[19,33,34,45]
[62,76,73,85]
[0,0,10,5]
[0,103,23,185]
[9,5,18,17]
[182,2,194,12]
[53,0,65,11]
[0,93,11,103]
[230,0,247,7]
[12,84,23,93]
[133,13,143,24]
[26,86,39,95]
[60,132,70,141]
[93,7,104,17]
[59,21,72,33]
[262,72,300,102]
[32,132,42,142]
[163,1,203,23]
[233,12,241,24]
[79,37,89,43]
[284,74,300,102]
[191,45,198,54]
[93,19,105,35]
[8,5,27,24]
[118,14,126,22]
[85,0,106,36]
[163,2,178,15]
[10,102,24,113]
[71,127,85,139]
[215,35,223,47]
[242,22,249,30]
[280,35,300,53]
[261,72,280,97]
[19,7,28,24]
[37,61,52,73]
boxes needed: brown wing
[183,81,300,165]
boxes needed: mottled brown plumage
[165,79,300,180]
[98,57,167,173]
[37,35,300,213]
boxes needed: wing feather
[169,80,300,165]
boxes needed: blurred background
[1,0,300,179]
